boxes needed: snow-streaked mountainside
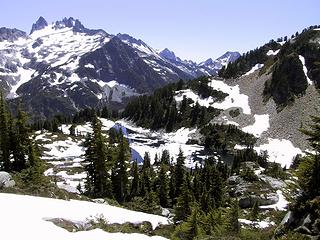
[0,193,169,240]
[159,48,240,76]
[0,16,239,118]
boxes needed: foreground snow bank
[0,193,169,240]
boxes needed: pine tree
[100,106,109,118]
[0,92,10,171]
[12,102,30,171]
[298,115,320,199]
[143,152,151,169]
[69,124,76,136]
[84,115,113,198]
[157,163,170,207]
[172,204,205,240]
[226,200,240,235]
[24,141,45,184]
[160,150,170,165]
[140,164,152,197]
[174,176,194,222]
[112,133,130,202]
[175,148,186,197]
[154,153,159,166]
[130,160,140,198]
[169,166,176,204]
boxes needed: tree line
[0,93,45,184]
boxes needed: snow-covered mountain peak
[117,33,158,56]
[53,17,84,31]
[159,48,177,61]
[199,58,214,66]
[216,51,241,65]
[30,16,48,35]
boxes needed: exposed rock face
[0,171,15,188]
[239,193,279,209]
[0,28,27,42]
[30,16,48,34]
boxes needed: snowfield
[174,89,216,108]
[209,79,251,114]
[242,114,270,137]
[0,193,169,240]
[254,138,303,168]
[116,120,205,168]
[243,63,264,76]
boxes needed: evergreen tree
[84,115,113,198]
[175,148,186,197]
[169,166,176,204]
[172,204,205,240]
[24,141,45,184]
[100,106,109,118]
[160,150,170,165]
[143,152,151,169]
[130,160,140,198]
[174,176,194,222]
[0,92,10,171]
[157,163,170,207]
[226,200,240,235]
[112,133,130,202]
[140,164,152,197]
[12,102,30,171]
[298,115,320,199]
[69,124,76,136]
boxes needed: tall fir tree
[157,163,170,207]
[129,160,140,199]
[174,175,194,222]
[175,148,186,197]
[24,141,45,184]
[172,204,205,240]
[298,115,320,199]
[112,132,130,202]
[0,92,10,171]
[84,115,113,198]
[12,101,30,171]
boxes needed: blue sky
[1,0,319,62]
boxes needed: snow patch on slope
[239,218,275,229]
[0,193,169,240]
[244,63,264,76]
[116,120,204,168]
[254,138,303,168]
[266,49,280,56]
[209,79,251,114]
[174,89,215,108]
[299,55,313,85]
[242,114,270,137]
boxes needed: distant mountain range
[0,16,239,118]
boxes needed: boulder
[0,171,15,188]
[239,193,279,208]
